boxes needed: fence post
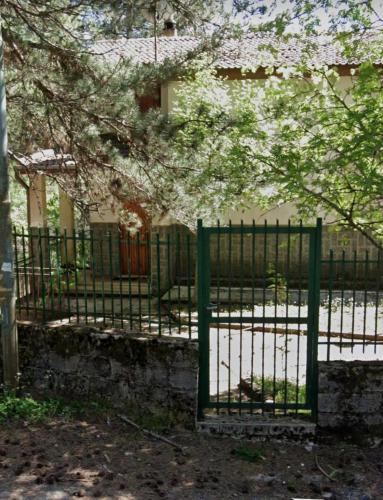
[311,218,322,420]
[0,27,19,389]
[197,219,210,419]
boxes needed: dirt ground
[0,415,382,500]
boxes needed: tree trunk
[0,25,19,390]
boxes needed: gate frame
[197,218,322,420]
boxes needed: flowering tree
[159,1,383,248]
[3,0,383,249]
[167,55,383,249]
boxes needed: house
[16,28,380,288]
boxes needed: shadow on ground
[0,415,382,499]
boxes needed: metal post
[307,218,322,420]
[197,219,210,419]
[0,25,19,389]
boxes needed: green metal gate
[197,219,322,419]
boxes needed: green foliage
[46,185,60,229]
[234,445,265,462]
[4,0,232,229]
[252,376,306,404]
[10,179,27,230]
[170,56,383,246]
[0,394,71,422]
[0,393,108,423]
[266,263,287,304]
[4,0,383,248]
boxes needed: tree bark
[0,24,19,390]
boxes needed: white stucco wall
[165,76,353,113]
[159,75,352,226]
[89,194,120,224]
[93,74,353,227]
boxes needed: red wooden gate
[120,202,150,276]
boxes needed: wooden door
[119,202,150,276]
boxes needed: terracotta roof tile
[93,33,381,68]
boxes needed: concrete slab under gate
[197,415,316,440]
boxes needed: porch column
[28,174,47,228]
[27,174,48,298]
[59,187,75,264]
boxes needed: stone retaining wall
[3,326,383,431]
[318,360,383,430]
[1,323,198,427]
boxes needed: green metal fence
[320,250,383,361]
[12,223,383,418]
[197,219,322,417]
[13,227,196,338]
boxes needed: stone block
[318,360,383,430]
[3,323,198,428]
[169,368,197,390]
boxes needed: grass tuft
[0,393,108,423]
[234,445,266,462]
[251,376,306,404]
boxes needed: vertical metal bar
[307,218,322,420]
[127,234,133,330]
[374,251,382,352]
[146,232,152,333]
[46,227,54,317]
[55,228,62,319]
[108,231,115,326]
[227,220,232,411]
[326,250,334,361]
[250,220,256,414]
[186,233,192,339]
[90,229,97,324]
[13,228,20,315]
[137,232,142,331]
[312,218,322,419]
[176,230,181,335]
[261,220,267,412]
[351,250,357,352]
[306,232,316,408]
[156,233,161,336]
[239,220,244,412]
[63,229,71,322]
[81,230,88,324]
[38,228,46,323]
[99,234,106,325]
[284,220,291,412]
[272,220,279,415]
[72,230,79,323]
[30,230,38,319]
[166,233,171,335]
[295,220,303,412]
[216,220,221,410]
[339,250,346,353]
[362,250,369,352]
[118,231,124,329]
[21,227,30,317]
[197,219,210,419]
